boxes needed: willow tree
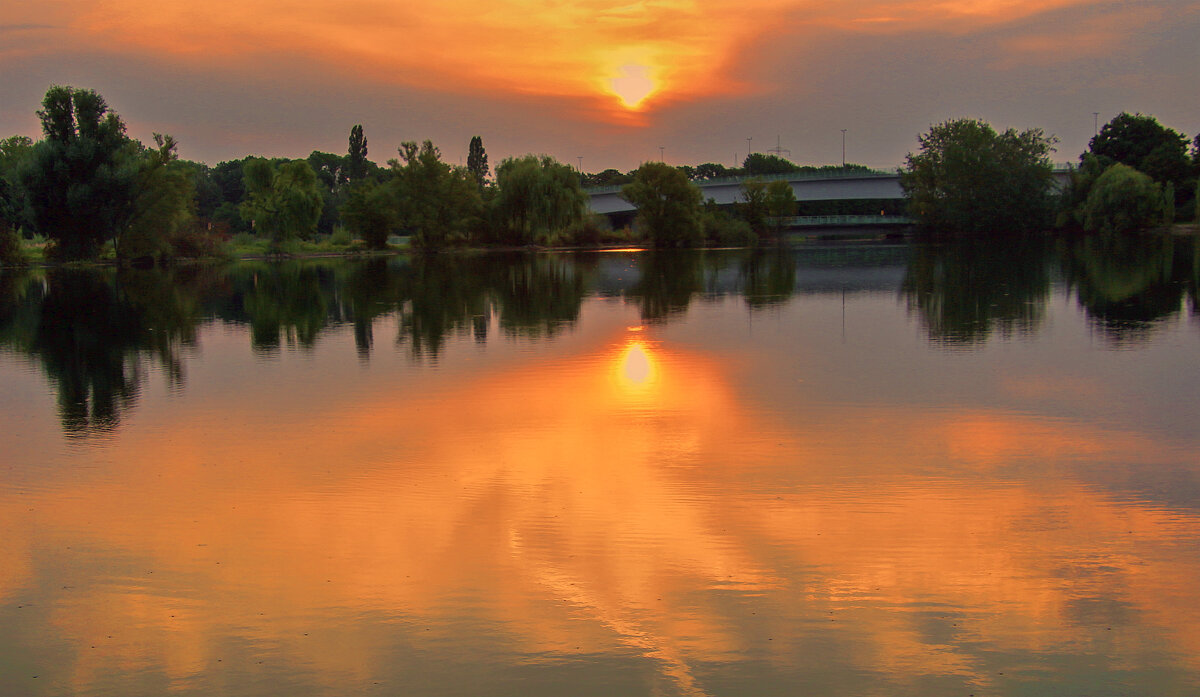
[240,158,323,250]
[493,155,588,245]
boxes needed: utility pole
[767,136,790,158]
[841,129,847,167]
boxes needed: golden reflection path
[1,329,1199,695]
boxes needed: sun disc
[610,64,656,109]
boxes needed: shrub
[1083,163,1165,234]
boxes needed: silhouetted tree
[621,162,703,247]
[467,135,489,189]
[17,86,137,259]
[901,118,1056,234]
[347,124,369,182]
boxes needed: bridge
[585,167,1073,216]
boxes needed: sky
[1,0,1197,173]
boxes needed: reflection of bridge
[587,171,904,215]
[586,167,1073,217]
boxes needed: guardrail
[584,168,894,195]
[778,215,913,227]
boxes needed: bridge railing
[585,164,1074,197]
[778,215,914,227]
[584,167,896,196]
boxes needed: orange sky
[1,0,1195,168]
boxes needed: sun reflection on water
[618,340,657,389]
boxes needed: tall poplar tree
[347,124,368,182]
[467,136,489,189]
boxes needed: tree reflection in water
[2,238,1197,438]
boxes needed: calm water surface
[1,238,1199,697]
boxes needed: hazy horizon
[2,0,1197,172]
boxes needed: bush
[1083,163,1166,234]
[0,226,24,266]
[562,214,611,245]
[703,212,756,247]
[167,220,231,258]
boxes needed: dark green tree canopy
[493,155,587,245]
[467,135,489,188]
[1083,163,1168,235]
[692,162,731,180]
[347,124,368,182]
[239,158,324,248]
[18,86,138,259]
[621,162,704,247]
[389,140,482,250]
[743,153,798,176]
[901,118,1057,234]
[1089,113,1191,187]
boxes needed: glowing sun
[609,64,656,109]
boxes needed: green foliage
[0,208,23,265]
[467,136,489,189]
[1083,163,1166,234]
[1087,113,1195,220]
[765,180,797,233]
[346,124,369,182]
[743,153,799,176]
[620,162,704,247]
[1057,154,1106,229]
[691,163,730,180]
[340,180,397,249]
[702,211,755,247]
[738,179,769,235]
[239,158,324,250]
[17,86,139,259]
[1090,113,1191,188]
[118,134,197,260]
[0,136,33,183]
[900,118,1057,234]
[389,140,482,250]
[493,155,588,245]
[583,168,632,187]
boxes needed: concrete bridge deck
[586,167,1072,216]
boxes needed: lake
[1,237,1199,697]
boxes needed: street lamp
[841,129,847,168]
[577,156,583,172]
[659,146,664,162]
[746,136,753,161]
[1093,112,1100,137]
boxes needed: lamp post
[659,146,664,162]
[841,129,847,168]
[1093,112,1099,137]
[746,136,752,162]
[577,156,583,172]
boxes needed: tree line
[0,86,857,263]
[900,113,1200,235]
[0,86,612,262]
[3,85,1195,264]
